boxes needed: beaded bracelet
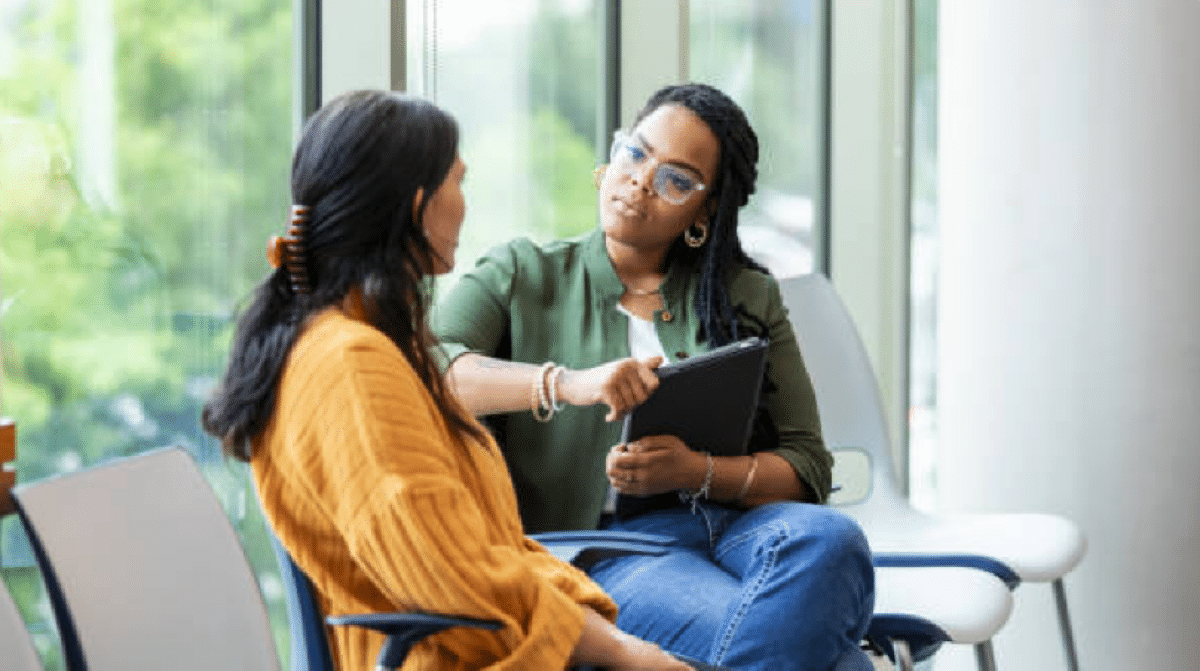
[531,361,555,422]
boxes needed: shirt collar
[582,228,694,306]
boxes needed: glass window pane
[690,0,824,278]
[408,0,600,284]
[1,0,293,664]
[908,0,938,509]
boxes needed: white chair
[11,447,281,671]
[872,565,1012,670]
[12,446,508,671]
[780,273,1086,671]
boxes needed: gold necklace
[623,284,662,296]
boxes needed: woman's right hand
[559,356,664,421]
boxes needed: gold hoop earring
[593,165,606,189]
[684,221,708,248]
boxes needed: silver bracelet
[531,361,555,422]
[548,365,566,411]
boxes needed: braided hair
[632,83,767,347]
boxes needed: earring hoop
[593,165,605,189]
[684,221,708,248]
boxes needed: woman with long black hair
[203,89,693,671]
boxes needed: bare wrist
[690,450,710,490]
[557,368,584,406]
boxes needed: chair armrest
[533,530,675,546]
[872,552,1021,590]
[532,530,675,571]
[327,612,502,670]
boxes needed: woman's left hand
[606,435,706,497]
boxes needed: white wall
[935,1,1200,669]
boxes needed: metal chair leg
[1053,578,1081,671]
[974,640,997,671]
[890,639,914,671]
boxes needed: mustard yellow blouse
[253,309,616,670]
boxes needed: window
[407,0,602,284]
[690,0,827,277]
[411,0,827,283]
[908,0,938,508]
[0,0,293,665]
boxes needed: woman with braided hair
[203,90,701,671]
[433,83,875,670]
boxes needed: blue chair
[267,526,739,670]
[271,532,504,669]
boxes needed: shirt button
[660,310,673,322]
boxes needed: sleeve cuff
[432,341,475,373]
[770,446,832,504]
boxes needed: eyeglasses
[608,130,707,205]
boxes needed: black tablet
[620,337,769,457]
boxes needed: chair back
[12,447,280,671]
[270,532,335,671]
[778,274,907,516]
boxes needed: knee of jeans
[775,505,872,570]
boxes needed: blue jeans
[592,502,874,671]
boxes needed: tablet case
[620,337,769,457]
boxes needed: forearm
[704,452,809,506]
[568,606,684,670]
[613,439,810,504]
[567,607,628,666]
[445,353,542,416]
[448,353,659,422]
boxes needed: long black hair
[632,83,766,347]
[203,90,485,461]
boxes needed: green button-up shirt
[433,230,832,532]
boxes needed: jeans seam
[710,520,789,664]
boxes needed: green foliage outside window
[1,0,293,666]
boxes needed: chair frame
[270,527,676,671]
